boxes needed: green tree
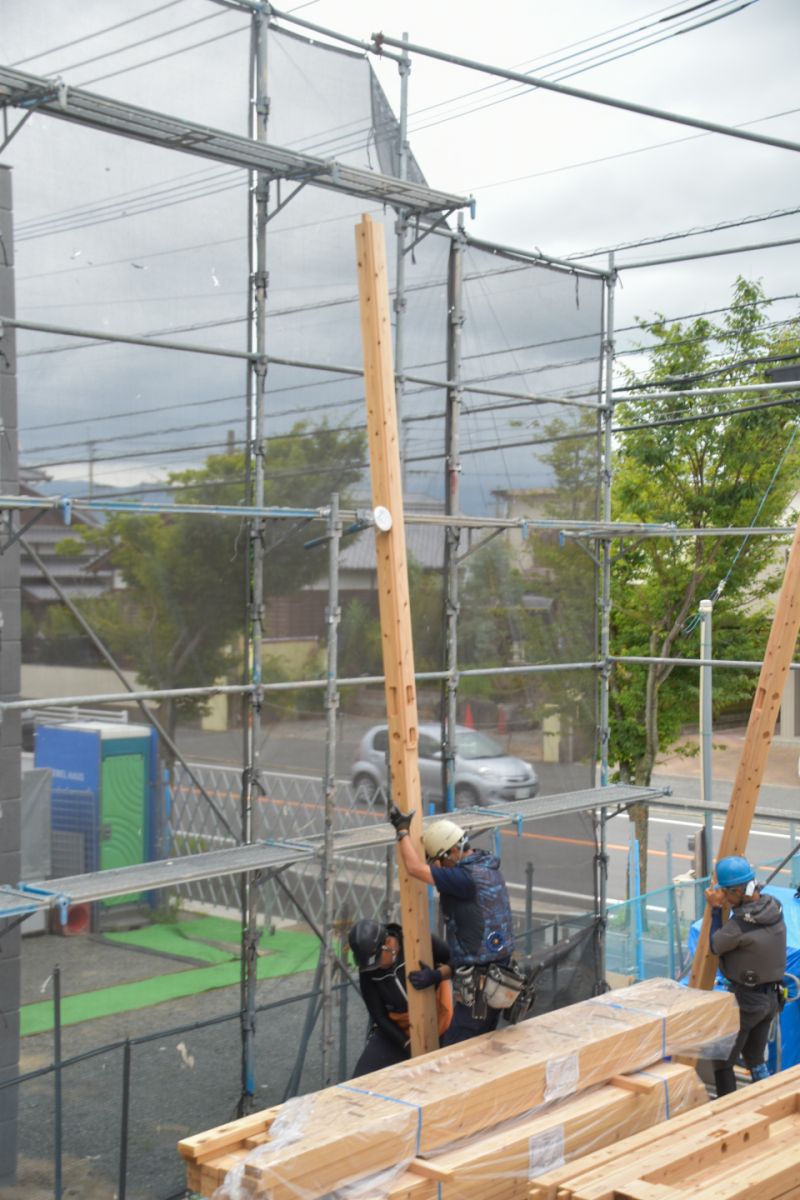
[77,422,365,738]
[610,278,800,879]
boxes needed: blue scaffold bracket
[58,497,72,526]
[520,521,529,541]
[558,530,566,547]
[11,883,72,922]
[260,837,318,854]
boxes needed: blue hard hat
[715,855,755,889]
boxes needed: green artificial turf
[21,920,319,1036]
[105,915,268,964]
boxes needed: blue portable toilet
[34,722,159,915]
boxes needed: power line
[78,23,248,89]
[9,0,190,66]
[568,204,800,261]
[49,7,232,78]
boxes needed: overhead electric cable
[9,0,190,66]
[401,1,760,142]
[568,204,800,261]
[77,24,248,89]
[48,7,230,78]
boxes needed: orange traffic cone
[464,703,474,729]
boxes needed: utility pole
[355,213,439,1056]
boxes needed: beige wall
[21,664,142,702]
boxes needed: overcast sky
[2,0,799,500]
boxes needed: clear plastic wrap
[179,978,736,1199]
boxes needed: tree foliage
[610,278,800,790]
[75,422,365,732]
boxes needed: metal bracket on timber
[689,511,800,991]
[354,213,439,1056]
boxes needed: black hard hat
[348,918,387,972]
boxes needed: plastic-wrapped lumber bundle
[528,1061,800,1200]
[378,1061,707,1200]
[178,978,737,1200]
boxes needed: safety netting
[4,11,609,1195]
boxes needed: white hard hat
[423,818,467,862]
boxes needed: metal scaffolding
[1,8,798,1169]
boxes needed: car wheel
[353,774,378,805]
[454,784,479,809]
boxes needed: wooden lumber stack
[179,979,736,1199]
[528,1062,800,1200]
[380,1061,706,1200]
[181,1062,705,1200]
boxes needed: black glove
[408,962,442,991]
[388,805,414,837]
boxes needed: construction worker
[704,854,787,1096]
[347,918,453,1076]
[389,808,518,1044]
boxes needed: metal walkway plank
[0,67,470,215]
[0,784,660,921]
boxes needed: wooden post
[689,513,800,990]
[354,213,439,1055]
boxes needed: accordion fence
[529,1061,800,1200]
[178,979,738,1200]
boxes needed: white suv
[351,722,539,808]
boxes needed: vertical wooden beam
[354,213,439,1055]
[689,513,800,990]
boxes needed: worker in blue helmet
[704,854,787,1096]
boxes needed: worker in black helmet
[347,918,453,1076]
[705,854,787,1096]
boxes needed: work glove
[388,805,414,839]
[408,962,442,991]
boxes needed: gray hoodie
[710,893,786,986]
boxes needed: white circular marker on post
[373,505,393,532]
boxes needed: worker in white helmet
[389,807,516,1044]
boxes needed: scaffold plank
[0,67,470,216]
[0,784,661,921]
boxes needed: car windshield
[454,729,504,760]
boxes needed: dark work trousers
[351,1028,408,1077]
[441,1000,501,1046]
[713,983,780,1095]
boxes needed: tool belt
[454,961,535,1023]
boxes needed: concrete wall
[0,162,20,1184]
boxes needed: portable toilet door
[93,723,157,908]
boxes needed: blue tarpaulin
[688,885,800,1071]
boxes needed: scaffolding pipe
[598,256,615,789]
[699,600,713,811]
[613,380,800,404]
[370,32,800,155]
[394,35,411,478]
[239,3,269,1117]
[3,315,255,360]
[53,967,62,1200]
[321,494,342,1085]
[442,215,465,810]
[612,233,800,272]
[460,232,610,279]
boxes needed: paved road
[173,722,800,917]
